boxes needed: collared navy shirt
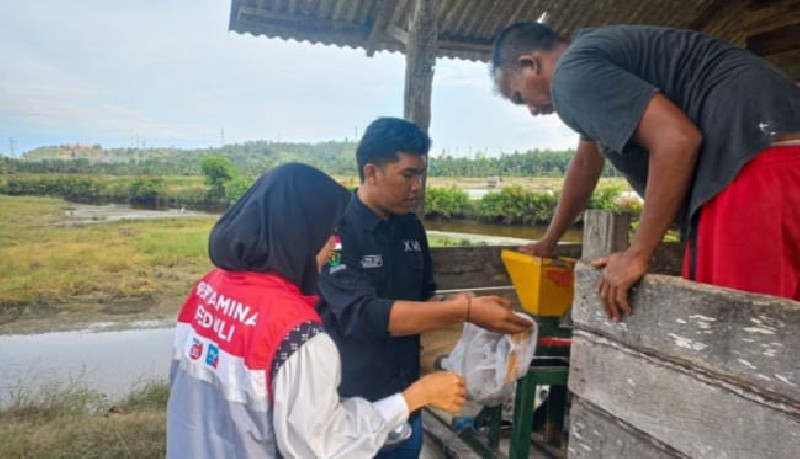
[317,191,436,402]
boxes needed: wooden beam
[386,24,409,46]
[331,0,347,22]
[766,47,800,66]
[387,25,492,54]
[688,0,737,31]
[404,0,437,216]
[765,48,800,80]
[785,64,800,81]
[746,23,800,56]
[746,0,787,8]
[581,210,631,260]
[366,0,400,57]
[743,0,800,35]
[437,36,492,54]
[228,0,242,32]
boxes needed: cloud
[0,0,576,155]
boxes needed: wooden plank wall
[569,213,800,457]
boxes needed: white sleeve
[273,332,410,458]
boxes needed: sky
[0,0,577,157]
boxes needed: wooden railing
[569,211,800,458]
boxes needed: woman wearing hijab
[166,163,465,458]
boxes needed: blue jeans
[375,415,422,459]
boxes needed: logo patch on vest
[205,343,219,369]
[361,254,383,269]
[189,338,203,360]
[328,236,342,267]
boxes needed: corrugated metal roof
[228,0,747,62]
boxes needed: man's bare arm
[522,139,605,256]
[593,93,701,319]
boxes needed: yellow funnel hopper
[501,250,576,317]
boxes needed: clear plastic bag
[443,313,537,407]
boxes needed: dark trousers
[375,415,423,459]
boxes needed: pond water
[63,201,583,242]
[60,203,214,225]
[463,188,497,199]
[0,326,175,407]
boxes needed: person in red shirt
[166,163,465,458]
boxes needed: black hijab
[208,163,351,295]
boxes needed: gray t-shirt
[551,26,800,237]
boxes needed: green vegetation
[0,173,226,210]
[425,187,472,219]
[424,183,641,224]
[201,155,235,199]
[129,176,166,205]
[478,185,560,225]
[2,140,639,212]
[0,381,168,458]
[4,141,625,178]
[428,149,622,177]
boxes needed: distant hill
[24,144,184,164]
[12,141,623,178]
[21,140,360,176]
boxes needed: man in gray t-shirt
[492,23,800,318]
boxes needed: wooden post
[404,0,436,216]
[581,210,632,260]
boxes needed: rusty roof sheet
[229,0,747,62]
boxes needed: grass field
[0,380,168,458]
[0,195,217,333]
[0,195,487,333]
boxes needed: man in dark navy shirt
[317,117,533,458]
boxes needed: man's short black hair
[492,22,565,73]
[356,117,431,181]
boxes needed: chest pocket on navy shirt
[359,252,386,287]
[396,246,425,300]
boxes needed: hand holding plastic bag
[443,313,537,407]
